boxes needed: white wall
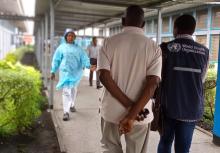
[0,20,20,60]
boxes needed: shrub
[203,66,217,128]
[4,53,17,64]
[0,61,43,136]
[4,45,34,63]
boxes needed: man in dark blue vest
[157,15,209,153]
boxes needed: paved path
[50,73,220,153]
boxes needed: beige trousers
[101,118,150,153]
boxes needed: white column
[41,21,44,73]
[92,27,94,36]
[207,7,212,48]
[49,0,55,109]
[44,13,49,88]
[157,8,162,44]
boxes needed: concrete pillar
[41,21,45,73]
[38,24,42,70]
[157,8,162,44]
[49,0,55,109]
[104,24,107,37]
[83,29,85,36]
[37,30,41,65]
[92,27,94,36]
[44,13,49,88]
[207,7,211,48]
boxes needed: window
[171,15,179,30]
[210,35,219,61]
[146,20,152,33]
[196,35,207,47]
[119,26,122,33]
[110,27,114,36]
[162,17,169,33]
[196,9,207,30]
[212,7,220,28]
[11,34,15,45]
[99,29,103,36]
[153,19,158,33]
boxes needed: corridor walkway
[50,71,220,153]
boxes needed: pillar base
[213,134,220,146]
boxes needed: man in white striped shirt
[87,37,103,89]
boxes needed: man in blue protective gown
[50,30,91,121]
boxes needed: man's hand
[119,116,135,134]
[119,108,149,134]
[51,73,55,80]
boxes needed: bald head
[122,5,145,28]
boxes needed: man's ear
[122,17,125,26]
[141,21,145,28]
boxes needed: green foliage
[0,60,43,136]
[4,53,17,64]
[4,45,34,63]
[203,66,217,128]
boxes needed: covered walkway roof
[35,0,216,36]
[0,0,27,32]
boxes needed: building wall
[0,20,22,60]
[145,5,220,63]
[108,5,220,63]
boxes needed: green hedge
[203,65,217,127]
[5,45,34,64]
[0,46,44,136]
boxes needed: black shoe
[63,113,69,121]
[70,106,76,112]
[97,85,103,89]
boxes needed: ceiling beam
[55,0,64,8]
[70,0,162,9]
[77,12,123,30]
[65,0,130,8]
[142,0,170,8]
[55,20,86,26]
[55,17,91,23]
[65,0,163,9]
[56,10,114,18]
[55,14,100,21]
[55,16,96,22]
[0,14,39,21]
[55,24,81,29]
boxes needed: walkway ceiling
[35,0,217,36]
[0,0,27,32]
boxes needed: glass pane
[212,7,220,28]
[210,35,219,61]
[146,20,152,33]
[196,35,207,47]
[196,9,208,30]
[153,19,158,33]
[162,17,169,33]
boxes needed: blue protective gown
[51,42,90,90]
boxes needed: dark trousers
[157,117,196,153]
[89,58,100,86]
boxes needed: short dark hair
[124,5,144,27]
[174,14,196,35]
